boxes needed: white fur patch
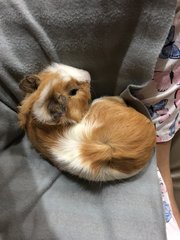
[32,78,58,123]
[46,63,91,83]
[50,121,93,179]
[50,120,140,181]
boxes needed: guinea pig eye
[69,88,79,96]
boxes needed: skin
[156,140,180,229]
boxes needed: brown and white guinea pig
[18,63,156,181]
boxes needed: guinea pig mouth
[51,111,65,122]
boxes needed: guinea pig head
[18,63,91,127]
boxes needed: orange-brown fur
[18,64,156,181]
[80,97,155,174]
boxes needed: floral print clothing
[136,7,180,143]
[158,169,180,239]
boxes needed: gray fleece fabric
[0,0,176,239]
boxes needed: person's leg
[156,140,180,228]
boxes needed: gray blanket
[0,1,176,239]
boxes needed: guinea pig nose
[58,95,67,105]
[47,94,67,121]
[58,95,67,112]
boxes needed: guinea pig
[18,63,156,181]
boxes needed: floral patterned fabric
[136,7,180,143]
[158,169,180,239]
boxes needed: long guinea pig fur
[18,63,156,181]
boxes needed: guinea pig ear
[19,75,40,93]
